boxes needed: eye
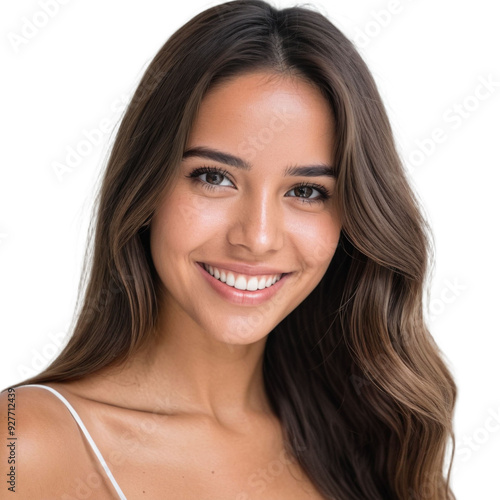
[186,166,234,188]
[185,166,332,205]
[285,183,331,204]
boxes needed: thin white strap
[16,384,127,500]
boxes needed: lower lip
[196,262,292,306]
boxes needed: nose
[226,190,284,255]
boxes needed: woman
[1,0,457,498]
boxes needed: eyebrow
[182,146,336,178]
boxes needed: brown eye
[205,172,225,184]
[186,166,235,188]
[285,182,331,205]
[292,186,314,198]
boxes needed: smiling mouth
[200,262,285,291]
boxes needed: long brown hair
[7,1,456,497]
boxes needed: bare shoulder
[0,385,114,499]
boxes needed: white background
[1,1,499,497]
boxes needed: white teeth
[226,272,235,287]
[246,277,259,291]
[234,276,247,290]
[203,263,283,291]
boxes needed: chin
[210,318,272,346]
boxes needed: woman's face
[150,71,342,344]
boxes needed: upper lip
[198,261,289,276]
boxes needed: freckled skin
[150,71,342,349]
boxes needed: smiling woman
[151,72,340,330]
[1,0,456,499]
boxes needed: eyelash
[185,166,332,205]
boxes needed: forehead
[185,71,335,166]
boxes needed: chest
[114,450,325,499]
[114,457,324,499]
[84,410,326,499]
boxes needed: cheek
[288,213,341,271]
[175,191,216,228]
[174,192,230,237]
[151,193,227,257]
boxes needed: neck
[100,302,275,427]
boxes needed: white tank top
[13,384,128,500]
